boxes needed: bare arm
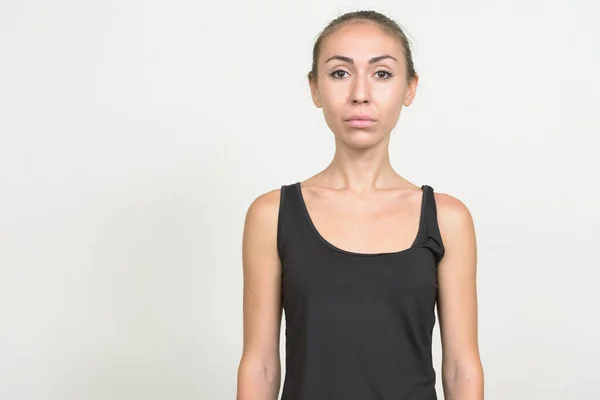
[237,189,283,400]
[436,193,484,399]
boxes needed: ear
[403,73,419,107]
[308,76,322,108]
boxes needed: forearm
[442,361,484,400]
[237,356,281,400]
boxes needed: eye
[375,70,393,79]
[328,69,349,79]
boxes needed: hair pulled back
[308,10,416,84]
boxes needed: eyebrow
[324,54,398,64]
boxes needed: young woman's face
[309,21,418,147]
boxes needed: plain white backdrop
[1,0,599,399]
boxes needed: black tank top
[277,182,445,400]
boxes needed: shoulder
[432,190,476,248]
[244,186,283,230]
[243,185,288,248]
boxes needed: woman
[237,10,483,400]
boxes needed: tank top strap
[419,184,446,265]
[276,182,306,263]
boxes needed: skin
[237,20,484,400]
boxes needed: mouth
[344,117,376,128]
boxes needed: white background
[1,1,599,399]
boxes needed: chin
[337,129,386,148]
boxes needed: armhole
[276,185,286,263]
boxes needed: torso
[277,180,446,400]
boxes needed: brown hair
[308,10,416,84]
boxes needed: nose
[351,75,369,104]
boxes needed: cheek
[376,83,404,104]
[320,104,343,133]
[319,89,347,119]
[320,82,347,104]
[376,86,404,116]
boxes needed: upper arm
[435,192,481,369]
[240,188,283,369]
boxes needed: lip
[344,115,376,128]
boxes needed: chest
[296,185,425,256]
[281,246,439,311]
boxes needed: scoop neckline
[294,181,428,257]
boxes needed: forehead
[319,21,403,63]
